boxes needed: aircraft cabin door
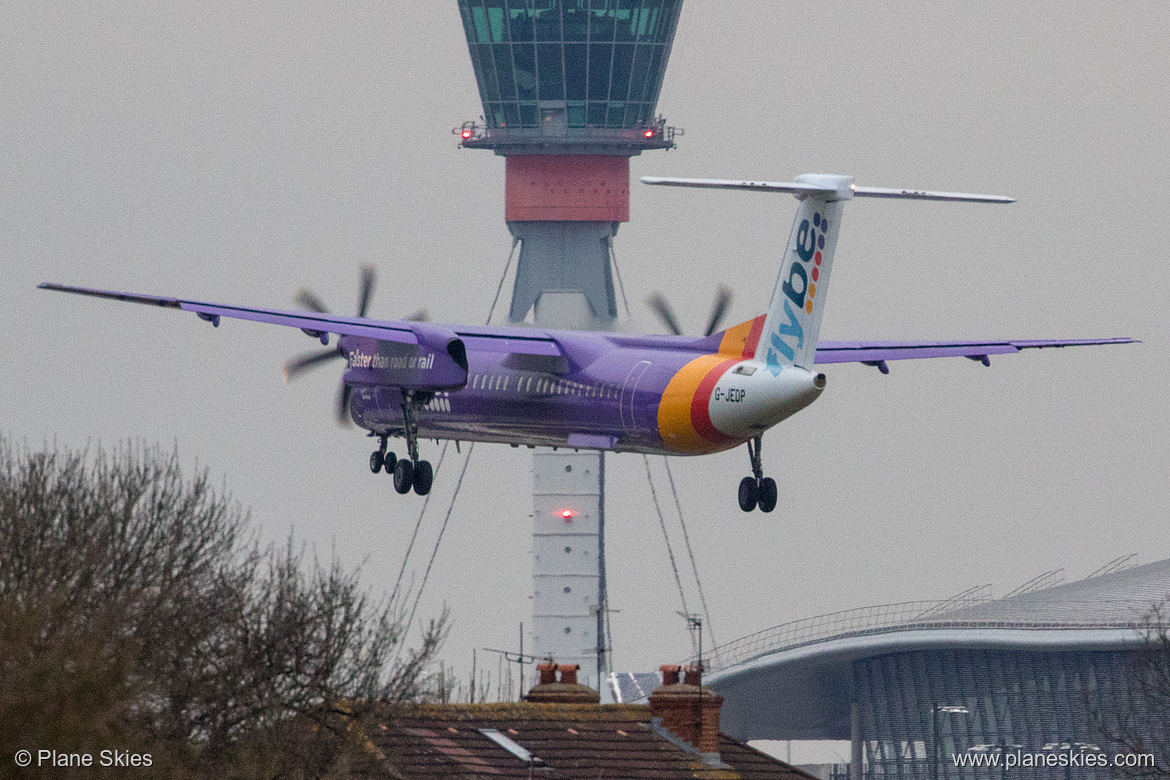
[620,360,652,434]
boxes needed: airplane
[40,173,1136,512]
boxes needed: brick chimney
[525,663,600,704]
[648,664,724,757]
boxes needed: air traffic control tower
[456,0,681,328]
[455,1,683,685]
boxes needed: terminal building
[615,558,1170,779]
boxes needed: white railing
[700,597,1142,672]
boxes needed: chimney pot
[649,664,723,756]
[524,661,599,704]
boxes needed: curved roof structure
[706,558,1170,741]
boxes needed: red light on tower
[559,509,575,521]
[643,129,654,138]
[462,129,473,139]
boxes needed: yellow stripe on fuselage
[717,317,759,358]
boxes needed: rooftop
[369,702,817,780]
[705,556,1170,673]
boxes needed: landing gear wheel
[383,452,397,475]
[412,460,433,496]
[393,459,414,494]
[738,476,759,512]
[369,450,384,474]
[757,477,778,513]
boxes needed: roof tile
[367,702,818,780]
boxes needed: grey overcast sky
[3,1,1168,695]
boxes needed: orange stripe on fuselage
[717,315,766,359]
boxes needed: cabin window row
[469,373,619,399]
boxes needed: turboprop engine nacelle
[341,324,469,391]
[707,364,827,438]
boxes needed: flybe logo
[766,210,829,375]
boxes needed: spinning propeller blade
[356,264,375,319]
[703,285,733,337]
[294,288,330,314]
[646,292,683,336]
[336,384,353,427]
[282,346,343,382]
[647,285,734,337]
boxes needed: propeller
[646,284,733,337]
[283,265,429,426]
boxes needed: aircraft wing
[814,338,1137,372]
[39,283,423,342]
[38,283,565,356]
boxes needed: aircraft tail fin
[642,175,1013,374]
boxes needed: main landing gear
[367,392,434,496]
[738,435,777,513]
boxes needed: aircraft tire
[758,477,778,513]
[413,460,434,496]
[384,452,397,475]
[370,451,384,474]
[738,476,758,512]
[393,459,414,494]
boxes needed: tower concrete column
[531,450,603,685]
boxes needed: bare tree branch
[0,436,448,777]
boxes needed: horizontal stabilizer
[641,176,1013,203]
[851,186,1014,203]
[641,176,839,197]
[815,337,1138,365]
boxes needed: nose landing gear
[369,436,398,477]
[739,436,777,513]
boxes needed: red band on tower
[505,156,630,222]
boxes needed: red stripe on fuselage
[690,358,739,445]
[742,315,765,359]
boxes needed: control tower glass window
[458,0,682,130]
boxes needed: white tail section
[755,174,851,371]
[641,174,1014,373]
